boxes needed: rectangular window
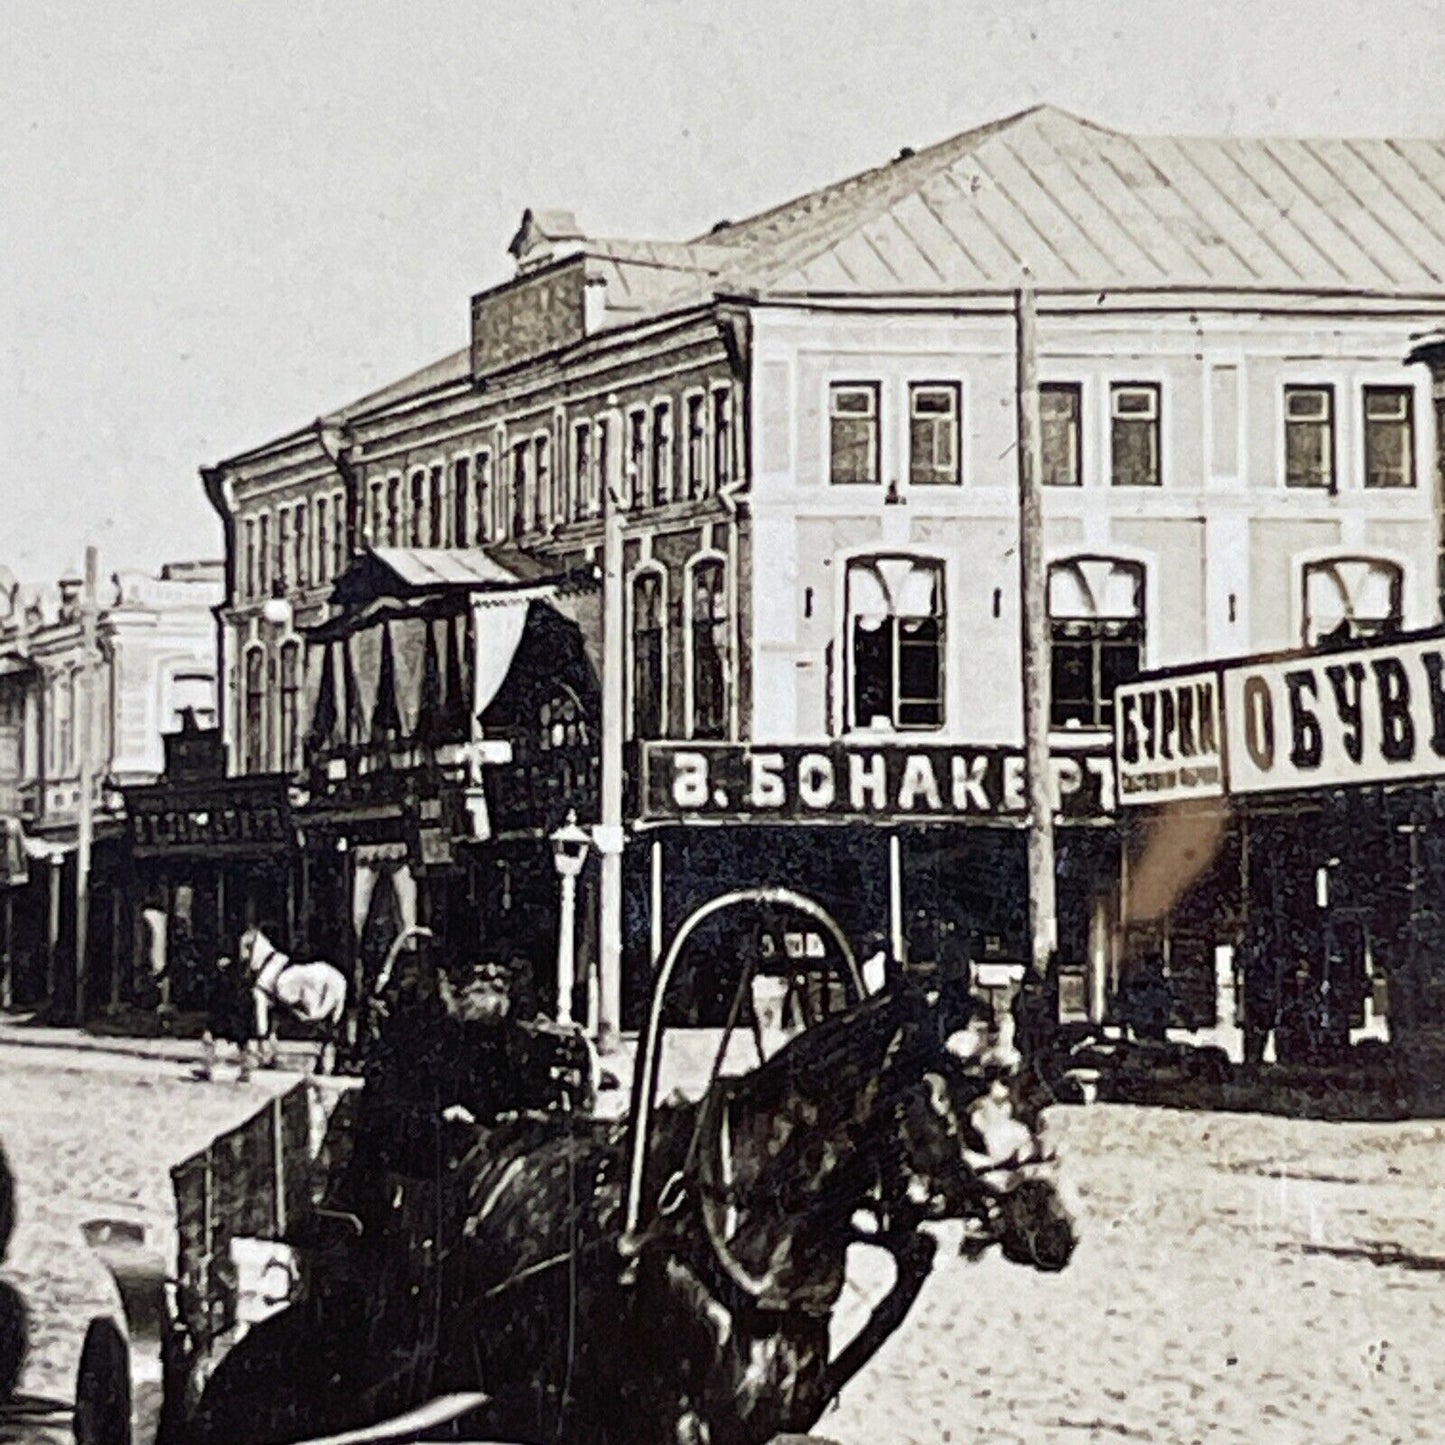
[367,480,383,544]
[452,457,470,545]
[651,401,673,505]
[512,442,530,535]
[628,409,648,508]
[1364,386,1415,488]
[279,644,301,772]
[830,382,880,485]
[316,498,330,584]
[846,556,945,731]
[1284,385,1335,489]
[473,451,490,544]
[712,387,734,491]
[294,503,308,587]
[572,421,591,522]
[258,513,271,595]
[333,490,347,576]
[1050,618,1144,729]
[685,394,706,499]
[277,508,292,590]
[243,649,265,773]
[689,559,728,739]
[429,465,445,546]
[408,470,426,546]
[243,518,258,600]
[1041,383,1083,487]
[592,417,608,516]
[631,571,666,740]
[534,435,551,530]
[1110,383,1161,487]
[908,383,961,485]
[386,478,401,546]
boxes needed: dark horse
[188,981,1075,1445]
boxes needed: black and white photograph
[2,3,1444,1441]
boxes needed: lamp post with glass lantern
[550,809,591,1027]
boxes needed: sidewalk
[0,1011,320,1072]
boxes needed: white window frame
[1360,381,1418,491]
[1282,383,1337,492]
[1039,379,1085,489]
[906,380,963,487]
[828,380,882,486]
[1108,381,1163,489]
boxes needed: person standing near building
[1241,919,1282,1067]
[196,953,258,1083]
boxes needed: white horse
[238,926,349,1075]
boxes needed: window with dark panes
[631,570,666,740]
[258,513,270,594]
[512,442,530,535]
[686,394,706,499]
[244,518,258,600]
[279,642,301,772]
[244,648,266,773]
[1047,558,1145,729]
[830,383,880,485]
[473,452,490,544]
[1285,386,1334,489]
[429,465,445,546]
[1363,386,1415,488]
[408,470,426,546]
[368,480,384,544]
[1041,383,1082,487]
[534,435,552,530]
[386,477,401,546]
[277,508,292,590]
[651,401,673,505]
[846,556,944,731]
[1110,384,1161,487]
[572,422,591,522]
[712,388,734,491]
[1303,556,1404,647]
[908,383,961,485]
[628,410,648,508]
[333,490,347,576]
[591,418,608,516]
[452,457,470,545]
[316,498,330,584]
[689,559,728,739]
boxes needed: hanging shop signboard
[1113,670,1225,804]
[1222,634,1445,796]
[640,742,1116,823]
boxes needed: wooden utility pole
[74,545,99,1024]
[1016,288,1057,977]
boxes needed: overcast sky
[4,0,1444,581]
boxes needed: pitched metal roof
[708,106,1445,297]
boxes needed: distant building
[202,106,1445,1033]
[0,560,222,1013]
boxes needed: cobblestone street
[3,1042,1443,1444]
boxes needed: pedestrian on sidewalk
[197,953,257,1083]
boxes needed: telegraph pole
[74,545,99,1025]
[1016,288,1057,979]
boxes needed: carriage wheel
[73,1317,132,1445]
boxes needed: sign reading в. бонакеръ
[641,742,1115,822]
[1223,634,1445,795]
[1114,671,1225,805]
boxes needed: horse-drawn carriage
[76,891,1077,1445]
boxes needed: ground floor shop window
[845,554,945,731]
[1048,557,1145,730]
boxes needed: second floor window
[689,559,728,739]
[846,555,945,731]
[332,489,347,576]
[409,470,426,546]
[512,442,530,535]
[429,465,445,546]
[1110,384,1160,488]
[591,418,608,516]
[1285,386,1335,489]
[713,387,734,491]
[279,642,301,772]
[628,410,647,508]
[294,504,308,587]
[535,435,552,529]
[1364,386,1415,488]
[452,457,470,545]
[243,648,266,773]
[909,383,961,485]
[316,498,330,584]
[1042,383,1082,487]
[631,570,666,740]
[277,509,293,590]
[258,514,270,595]
[386,478,401,545]
[685,394,706,499]
[243,518,258,600]
[573,422,591,521]
[830,383,880,485]
[651,401,673,505]
[1048,557,1145,729]
[472,452,491,544]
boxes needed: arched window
[386,477,401,546]
[688,558,728,739]
[845,555,945,731]
[278,641,301,772]
[1048,557,1145,729]
[631,569,667,740]
[1302,556,1404,648]
[243,647,266,773]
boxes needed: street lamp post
[550,809,592,1027]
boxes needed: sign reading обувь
[641,743,1116,823]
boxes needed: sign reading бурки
[1223,634,1445,795]
[1114,671,1226,804]
[641,742,1116,823]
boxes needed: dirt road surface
[3,1044,1442,1444]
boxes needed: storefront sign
[1223,634,1445,796]
[129,787,292,855]
[641,743,1115,823]
[1114,671,1225,804]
